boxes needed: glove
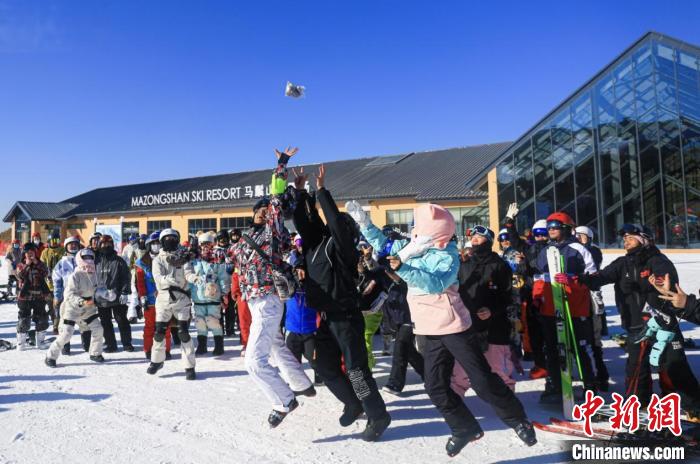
[344,200,371,228]
[119,294,129,305]
[397,235,434,262]
[505,202,519,220]
[554,273,573,285]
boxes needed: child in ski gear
[40,231,65,333]
[52,236,90,354]
[534,211,598,402]
[284,268,321,384]
[350,200,535,456]
[95,235,133,352]
[292,165,390,441]
[357,247,387,370]
[5,239,22,296]
[185,231,229,356]
[45,248,105,366]
[16,243,51,350]
[582,224,700,414]
[524,219,549,379]
[135,232,171,360]
[458,225,516,392]
[148,229,197,380]
[231,148,313,427]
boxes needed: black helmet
[253,197,270,213]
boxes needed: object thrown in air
[285,81,305,98]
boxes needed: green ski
[546,246,575,420]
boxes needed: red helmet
[11,239,20,245]
[546,212,575,229]
[31,232,41,239]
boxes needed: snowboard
[546,246,575,420]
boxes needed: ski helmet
[64,236,81,255]
[253,197,270,213]
[48,231,61,247]
[575,226,594,240]
[618,223,654,242]
[199,232,216,245]
[546,212,575,230]
[75,248,96,273]
[497,228,510,242]
[159,228,180,252]
[469,225,495,242]
[532,219,548,237]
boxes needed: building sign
[130,182,309,208]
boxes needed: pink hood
[412,203,456,249]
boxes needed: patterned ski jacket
[52,255,76,301]
[16,260,51,301]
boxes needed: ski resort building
[4,32,700,249]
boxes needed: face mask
[13,244,19,249]
[149,243,161,255]
[67,245,79,255]
[33,239,40,245]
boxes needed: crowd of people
[4,147,700,456]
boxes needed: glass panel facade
[494,36,700,247]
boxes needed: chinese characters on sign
[572,392,682,437]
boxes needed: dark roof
[3,201,80,222]
[53,143,510,218]
[463,31,700,188]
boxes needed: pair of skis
[546,247,583,420]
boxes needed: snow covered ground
[1,254,700,464]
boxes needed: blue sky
[2,0,700,229]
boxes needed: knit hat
[412,203,456,249]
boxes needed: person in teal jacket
[185,232,230,356]
[346,200,536,458]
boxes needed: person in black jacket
[291,165,390,442]
[94,235,133,352]
[457,227,516,392]
[582,224,700,414]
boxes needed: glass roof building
[490,32,700,247]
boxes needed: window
[122,221,139,240]
[385,209,414,234]
[220,216,253,231]
[147,220,171,235]
[188,218,217,236]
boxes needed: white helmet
[63,236,80,247]
[159,228,180,242]
[575,226,594,239]
[199,232,216,245]
[532,219,547,230]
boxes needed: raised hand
[274,146,299,164]
[651,273,689,309]
[291,167,308,190]
[316,164,326,189]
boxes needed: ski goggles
[469,225,494,241]
[497,232,510,242]
[532,228,548,237]
[618,223,652,239]
[546,220,564,230]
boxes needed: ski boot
[90,355,105,363]
[362,412,392,442]
[195,335,208,356]
[268,398,299,428]
[145,350,151,360]
[339,403,364,427]
[539,378,562,404]
[36,331,50,350]
[45,357,57,368]
[185,368,196,380]
[445,429,484,457]
[382,383,402,397]
[514,420,537,446]
[147,362,164,375]
[123,344,135,352]
[165,351,172,360]
[62,343,71,355]
[293,385,316,397]
[212,335,224,356]
[16,332,28,351]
